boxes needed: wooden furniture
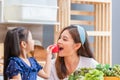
[28,45,47,66]
[104,77,120,80]
[33,46,47,61]
[56,0,112,65]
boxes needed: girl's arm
[10,73,22,80]
[37,45,52,79]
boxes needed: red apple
[50,44,59,53]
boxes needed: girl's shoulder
[28,57,35,60]
[28,57,42,66]
[28,57,37,62]
[8,57,24,66]
[9,57,20,62]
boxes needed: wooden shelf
[72,0,111,3]
[71,20,94,26]
[0,20,60,25]
[5,4,58,8]
[87,31,111,36]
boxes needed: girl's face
[26,31,34,53]
[57,30,79,57]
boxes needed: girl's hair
[4,27,29,80]
[55,25,94,79]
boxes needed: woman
[48,25,98,80]
[4,27,52,80]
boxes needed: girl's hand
[47,44,59,53]
[46,45,54,59]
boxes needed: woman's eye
[63,38,67,41]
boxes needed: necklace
[20,57,31,67]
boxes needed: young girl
[3,27,52,80]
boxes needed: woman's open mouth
[59,47,63,51]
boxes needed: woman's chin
[58,55,63,57]
[58,53,63,57]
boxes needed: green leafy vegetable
[84,69,104,80]
[68,64,120,80]
[68,68,103,80]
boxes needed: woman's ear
[20,41,27,48]
[74,43,81,50]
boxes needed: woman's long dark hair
[4,27,29,80]
[55,25,94,79]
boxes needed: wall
[43,25,54,48]
[112,0,120,65]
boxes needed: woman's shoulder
[79,56,98,68]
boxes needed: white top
[46,56,98,80]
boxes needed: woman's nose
[57,39,62,44]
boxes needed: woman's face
[57,30,78,57]
[26,31,34,52]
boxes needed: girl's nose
[33,40,35,46]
